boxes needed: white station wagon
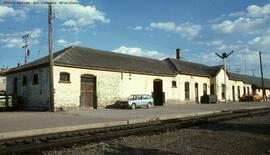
[118,94,154,110]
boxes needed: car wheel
[131,103,136,110]
[147,102,151,109]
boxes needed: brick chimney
[176,48,180,60]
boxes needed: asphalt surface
[0,102,269,132]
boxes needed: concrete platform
[0,102,269,140]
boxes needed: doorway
[80,75,97,109]
[153,79,163,106]
[232,86,235,101]
[195,83,199,103]
[13,77,18,95]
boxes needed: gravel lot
[44,113,270,155]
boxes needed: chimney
[176,48,180,60]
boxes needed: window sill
[59,81,71,84]
[172,86,177,88]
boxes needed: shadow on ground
[197,121,270,135]
[103,144,180,155]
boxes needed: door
[13,78,18,95]
[237,86,241,99]
[153,79,163,106]
[195,83,199,103]
[80,75,97,108]
[232,86,235,101]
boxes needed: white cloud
[211,3,270,34]
[211,17,265,34]
[56,38,81,47]
[205,40,228,50]
[248,29,270,49]
[228,11,246,17]
[112,45,167,60]
[54,1,110,28]
[0,38,23,48]
[247,4,270,17]
[150,22,176,31]
[0,5,26,21]
[206,40,224,47]
[13,0,109,29]
[150,22,201,40]
[129,26,143,31]
[0,28,42,48]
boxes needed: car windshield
[128,95,140,100]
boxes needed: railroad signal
[216,51,234,104]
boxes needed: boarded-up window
[59,72,70,83]
[185,82,190,99]
[172,81,177,88]
[203,83,207,95]
[33,74,38,85]
[22,76,27,86]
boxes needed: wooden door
[80,76,95,108]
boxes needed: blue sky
[0,0,270,77]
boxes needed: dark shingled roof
[54,46,174,75]
[228,72,270,89]
[7,46,174,76]
[167,58,223,77]
[6,45,270,88]
[6,46,69,74]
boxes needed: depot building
[5,46,270,111]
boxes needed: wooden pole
[48,4,54,111]
[259,51,266,101]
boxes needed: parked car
[117,94,154,109]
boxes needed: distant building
[5,46,270,111]
[0,68,8,94]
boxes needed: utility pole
[22,34,29,64]
[216,51,234,104]
[48,3,54,112]
[259,51,266,101]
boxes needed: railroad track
[0,108,270,154]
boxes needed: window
[222,84,225,99]
[247,87,250,95]
[33,74,38,85]
[243,87,246,95]
[203,83,207,95]
[172,81,177,88]
[22,76,27,86]
[185,82,190,99]
[59,72,70,83]
[258,89,261,92]
[210,84,215,95]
